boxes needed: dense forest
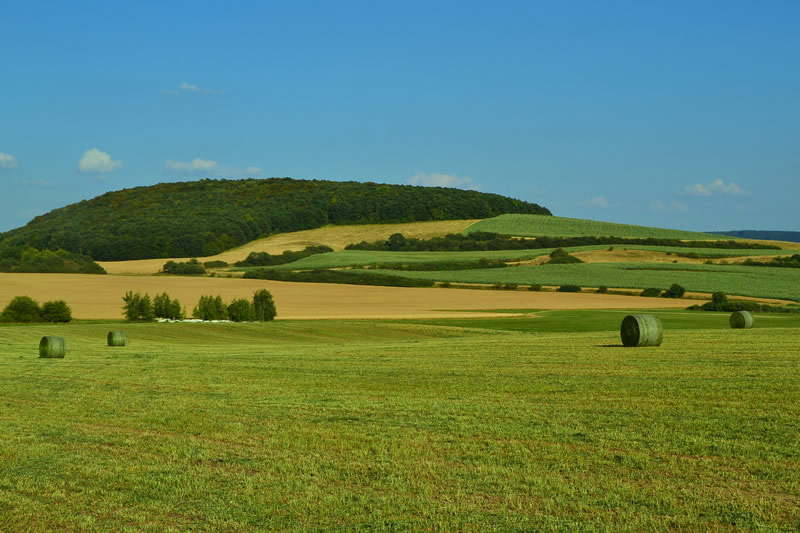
[708,230,800,243]
[0,178,550,261]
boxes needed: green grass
[465,214,729,240]
[360,262,800,301]
[1,317,799,530]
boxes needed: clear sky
[2,0,798,233]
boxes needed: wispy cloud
[0,152,18,169]
[650,200,688,213]
[79,148,121,173]
[683,179,750,197]
[161,82,223,96]
[581,196,608,208]
[164,158,260,177]
[408,172,481,190]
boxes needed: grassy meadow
[1,313,799,530]
[464,214,726,240]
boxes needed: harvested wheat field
[0,273,698,320]
[99,220,479,275]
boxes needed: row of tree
[122,289,276,322]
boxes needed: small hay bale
[729,311,754,329]
[107,330,126,346]
[39,336,66,358]
[620,314,663,347]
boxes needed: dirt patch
[98,220,479,275]
[0,273,699,320]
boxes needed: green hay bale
[107,330,126,346]
[730,310,754,329]
[620,314,663,347]
[39,336,66,358]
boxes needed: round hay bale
[39,336,66,358]
[729,310,754,329]
[620,314,663,347]
[107,330,126,347]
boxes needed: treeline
[243,268,435,288]
[708,230,800,243]
[688,292,800,313]
[235,245,333,267]
[0,178,550,261]
[122,290,276,321]
[742,254,800,269]
[345,232,780,252]
[0,246,106,274]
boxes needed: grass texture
[1,316,798,531]
[465,214,729,240]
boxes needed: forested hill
[0,178,550,261]
[708,230,800,243]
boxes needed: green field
[465,214,728,240]
[360,262,800,301]
[1,315,799,530]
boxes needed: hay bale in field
[729,310,754,329]
[107,330,126,346]
[620,314,663,347]
[39,336,66,358]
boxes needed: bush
[597,286,608,294]
[663,283,686,298]
[712,291,728,304]
[557,285,581,293]
[154,292,183,320]
[41,300,72,323]
[122,291,155,321]
[252,289,277,321]
[203,260,229,268]
[640,288,662,298]
[503,283,518,290]
[548,248,583,264]
[528,283,543,291]
[227,298,254,322]
[0,296,43,323]
[193,295,228,320]
[162,258,206,275]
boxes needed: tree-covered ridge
[0,178,550,261]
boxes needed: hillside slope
[0,178,550,261]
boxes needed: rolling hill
[0,178,550,261]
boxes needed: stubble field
[1,314,798,530]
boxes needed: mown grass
[465,214,728,240]
[360,262,800,301]
[1,317,799,530]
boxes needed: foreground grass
[1,317,798,531]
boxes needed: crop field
[464,214,728,240]
[362,262,800,302]
[1,314,798,530]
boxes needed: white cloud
[0,152,18,169]
[407,172,481,190]
[164,158,260,177]
[160,82,223,96]
[683,179,750,197]
[582,196,608,208]
[79,148,121,173]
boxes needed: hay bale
[730,310,754,329]
[39,336,66,358]
[620,314,663,347]
[107,330,126,346]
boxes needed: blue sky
[2,0,798,233]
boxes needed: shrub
[41,300,72,323]
[203,260,229,268]
[154,292,183,320]
[528,283,543,291]
[252,289,277,321]
[439,281,451,288]
[193,295,228,320]
[548,248,583,264]
[663,283,686,298]
[640,288,662,298]
[122,291,155,321]
[597,286,608,294]
[162,258,206,275]
[557,285,581,293]
[0,296,43,323]
[227,298,254,322]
